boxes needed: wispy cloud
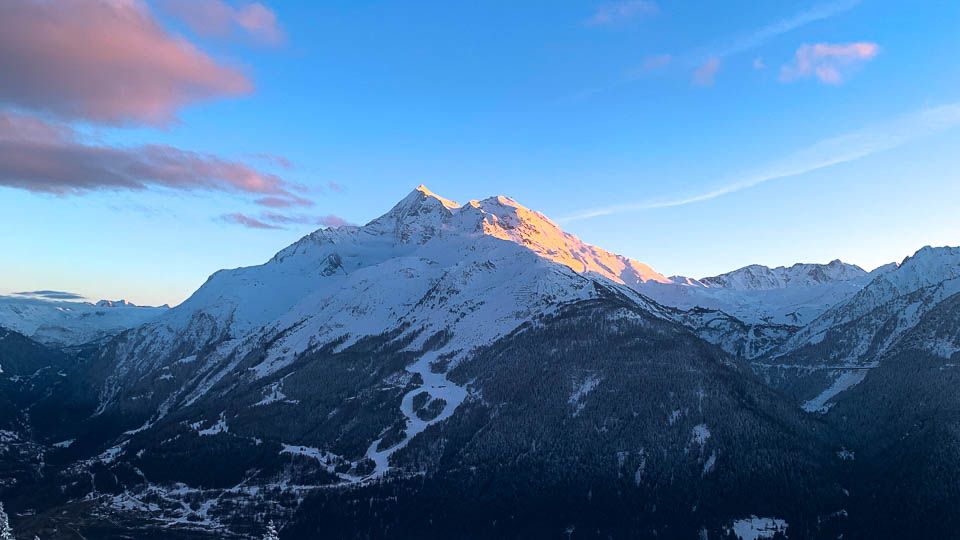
[160,0,285,46]
[254,195,313,208]
[11,290,86,301]
[220,211,350,230]
[682,0,861,85]
[692,57,720,86]
[560,102,960,222]
[707,0,861,60]
[316,214,349,227]
[220,212,283,229]
[260,212,348,226]
[780,42,879,84]
[569,0,861,99]
[586,1,658,26]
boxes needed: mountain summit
[361,185,670,286]
[698,259,868,290]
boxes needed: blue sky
[2,0,959,306]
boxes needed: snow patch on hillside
[728,516,788,539]
[802,370,870,413]
[569,374,601,416]
[196,413,229,436]
[256,378,299,406]
[691,424,711,446]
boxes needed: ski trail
[364,351,467,479]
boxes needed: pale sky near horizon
[1,0,959,306]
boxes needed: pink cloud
[0,111,307,206]
[0,0,251,126]
[260,212,350,227]
[254,195,313,208]
[220,213,283,229]
[692,57,721,86]
[317,214,349,227]
[586,1,658,26]
[221,211,351,230]
[780,42,879,84]
[327,181,344,193]
[162,0,285,46]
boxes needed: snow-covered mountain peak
[145,186,675,362]
[836,245,960,305]
[775,245,960,363]
[96,299,137,308]
[412,183,460,209]
[277,186,670,289]
[698,260,867,291]
[360,185,463,245]
[385,184,461,218]
[637,259,880,326]
[892,245,960,289]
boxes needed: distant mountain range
[0,295,167,347]
[1,186,958,539]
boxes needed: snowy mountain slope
[15,277,847,539]
[637,260,892,327]
[779,246,960,359]
[92,184,683,473]
[671,307,798,360]
[3,186,854,537]
[0,295,167,346]
[282,296,846,538]
[8,186,957,538]
[760,246,960,411]
[818,290,960,538]
[149,185,669,343]
[700,260,870,290]
[103,186,671,383]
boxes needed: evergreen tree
[263,520,280,540]
[0,502,14,540]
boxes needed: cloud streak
[220,212,350,230]
[161,0,285,46]
[568,0,861,99]
[11,290,87,301]
[708,0,862,61]
[0,0,251,126]
[220,212,283,229]
[0,112,308,206]
[560,102,960,222]
[679,0,861,85]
